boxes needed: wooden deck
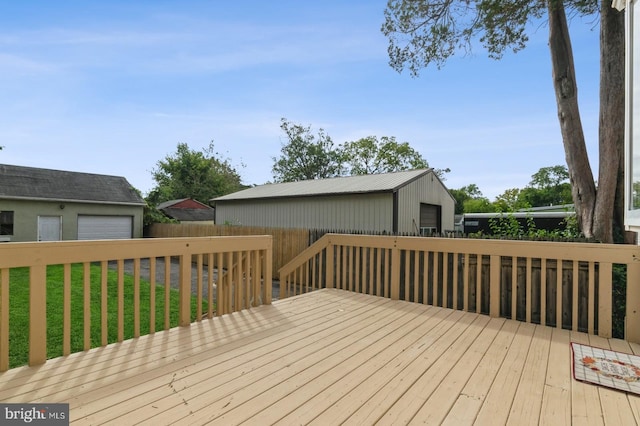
[2,289,640,425]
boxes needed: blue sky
[0,1,601,200]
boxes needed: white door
[38,216,62,241]
[77,215,132,240]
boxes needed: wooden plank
[474,322,535,425]
[539,328,571,424]
[271,308,460,426]
[506,325,552,425]
[463,253,469,312]
[442,320,521,425]
[164,256,170,329]
[1,290,359,403]
[556,258,562,330]
[103,294,409,425]
[215,304,444,425]
[588,335,638,425]
[339,312,484,425]
[570,331,604,425]
[405,317,505,425]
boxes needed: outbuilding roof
[0,164,145,205]
[212,169,433,202]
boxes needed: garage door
[77,215,132,240]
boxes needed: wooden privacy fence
[279,234,640,343]
[149,223,307,277]
[0,236,272,371]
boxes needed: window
[626,0,640,229]
[0,211,14,235]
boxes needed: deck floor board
[1,289,639,425]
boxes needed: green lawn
[7,264,208,369]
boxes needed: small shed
[158,198,215,223]
[211,169,455,234]
[0,164,145,242]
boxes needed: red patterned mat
[571,342,640,395]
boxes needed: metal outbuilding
[211,169,455,234]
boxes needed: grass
[7,264,209,369]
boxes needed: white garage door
[77,215,133,240]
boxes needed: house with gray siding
[0,164,145,242]
[211,169,455,234]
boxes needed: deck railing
[0,236,272,371]
[279,234,640,343]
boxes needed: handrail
[0,236,272,371]
[279,233,640,343]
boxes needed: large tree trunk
[596,2,626,244]
[548,0,597,239]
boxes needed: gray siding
[396,173,455,233]
[0,199,143,242]
[216,193,394,232]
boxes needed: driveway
[113,258,281,301]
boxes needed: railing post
[391,244,400,300]
[626,262,640,343]
[179,255,191,327]
[30,265,47,366]
[326,243,335,289]
[489,255,500,318]
[265,246,273,304]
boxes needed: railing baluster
[216,252,224,315]
[463,253,469,312]
[525,258,532,324]
[117,259,124,342]
[434,252,440,307]
[511,256,517,321]
[207,253,214,317]
[149,257,156,333]
[101,261,108,346]
[599,262,613,338]
[355,246,361,295]
[452,253,459,310]
[588,261,595,335]
[196,254,203,321]
[164,256,170,330]
[133,258,140,337]
[541,259,547,327]
[413,251,419,303]
[476,254,483,314]
[572,261,579,331]
[556,258,563,329]
[404,250,410,301]
[83,262,91,350]
[489,255,500,318]
[30,265,47,366]
[442,252,449,309]
[63,263,71,356]
[0,268,8,371]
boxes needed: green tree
[450,184,483,214]
[493,188,526,212]
[147,142,243,206]
[343,136,428,174]
[382,0,624,243]
[464,197,496,213]
[519,165,573,207]
[272,118,344,182]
